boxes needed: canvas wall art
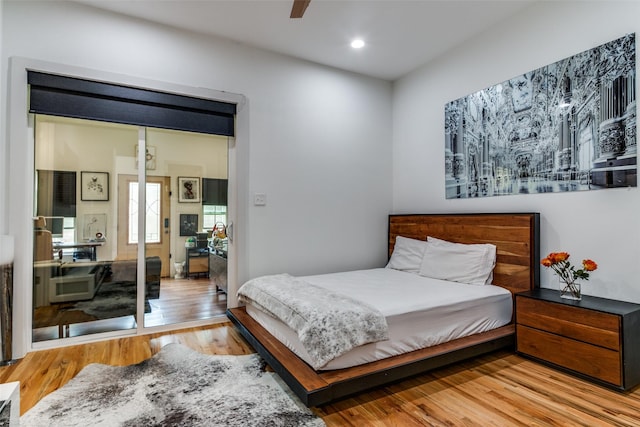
[444,33,636,199]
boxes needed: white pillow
[419,236,496,285]
[385,236,427,273]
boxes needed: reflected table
[53,241,104,261]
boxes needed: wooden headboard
[388,213,540,294]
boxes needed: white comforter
[245,268,513,370]
[237,273,389,369]
[301,268,511,316]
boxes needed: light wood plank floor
[145,277,227,327]
[3,323,639,426]
[33,277,227,341]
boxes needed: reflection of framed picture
[81,171,109,201]
[178,177,200,203]
[135,144,157,170]
[179,214,198,236]
[83,213,107,241]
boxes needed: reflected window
[128,182,161,244]
[203,205,227,231]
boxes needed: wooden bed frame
[227,213,540,407]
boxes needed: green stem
[561,281,580,298]
[551,264,574,284]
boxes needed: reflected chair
[33,216,56,261]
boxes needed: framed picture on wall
[178,177,200,203]
[135,144,157,170]
[81,171,109,201]
[179,214,198,236]
[83,213,107,241]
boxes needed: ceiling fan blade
[290,0,311,18]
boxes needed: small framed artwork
[81,171,109,201]
[135,144,157,170]
[83,213,107,241]
[178,177,200,203]
[179,214,198,236]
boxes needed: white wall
[1,1,392,353]
[393,1,640,303]
[1,0,392,272]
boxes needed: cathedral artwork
[444,33,636,199]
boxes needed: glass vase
[560,280,581,300]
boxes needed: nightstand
[516,288,640,391]
[185,247,210,279]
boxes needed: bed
[227,213,540,406]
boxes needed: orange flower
[582,259,597,272]
[551,252,570,263]
[542,251,597,284]
[542,252,570,266]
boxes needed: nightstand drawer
[517,297,620,351]
[189,257,208,272]
[517,325,622,386]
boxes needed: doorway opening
[32,115,229,342]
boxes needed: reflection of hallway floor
[144,277,227,327]
[33,313,136,342]
[33,277,227,342]
[495,177,592,195]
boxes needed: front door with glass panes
[116,174,171,277]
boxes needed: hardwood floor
[317,352,640,426]
[3,323,640,425]
[33,276,227,341]
[144,277,227,327]
[2,324,251,415]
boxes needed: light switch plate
[254,193,267,206]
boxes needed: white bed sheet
[244,268,513,370]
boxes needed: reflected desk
[53,241,104,261]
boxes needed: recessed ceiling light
[351,39,365,49]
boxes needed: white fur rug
[21,343,325,426]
